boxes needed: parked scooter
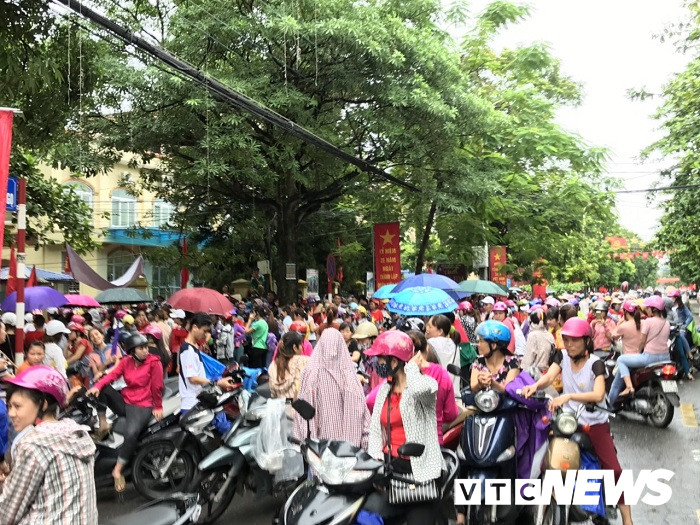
[101,493,202,525]
[276,399,459,525]
[187,381,273,524]
[61,377,182,491]
[601,349,680,428]
[132,379,243,499]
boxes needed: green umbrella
[458,279,508,296]
[95,287,152,304]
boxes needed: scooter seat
[148,395,180,425]
[642,360,675,369]
[101,503,179,525]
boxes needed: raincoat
[293,328,370,448]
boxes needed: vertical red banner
[0,110,14,252]
[373,222,401,289]
[488,246,507,286]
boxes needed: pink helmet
[67,321,85,334]
[71,314,85,325]
[622,301,638,314]
[115,310,127,320]
[560,317,592,339]
[644,296,665,311]
[492,301,508,312]
[141,324,163,340]
[667,289,681,298]
[5,365,69,407]
[363,330,414,362]
[505,299,516,308]
[457,301,473,312]
[545,297,560,307]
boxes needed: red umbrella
[63,294,101,308]
[166,288,234,316]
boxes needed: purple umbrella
[1,286,68,312]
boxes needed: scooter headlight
[475,390,500,413]
[306,448,373,486]
[556,413,578,436]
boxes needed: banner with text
[0,111,14,252]
[488,246,508,287]
[374,222,401,289]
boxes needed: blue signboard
[6,177,17,212]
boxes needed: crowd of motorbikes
[60,325,697,525]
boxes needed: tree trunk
[274,202,299,304]
[415,198,438,274]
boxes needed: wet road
[98,375,700,525]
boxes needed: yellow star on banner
[380,230,395,245]
[494,253,501,261]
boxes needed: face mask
[376,362,391,378]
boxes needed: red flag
[6,244,16,297]
[0,111,14,252]
[26,265,37,288]
[336,237,343,283]
[180,237,189,289]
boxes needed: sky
[453,0,692,241]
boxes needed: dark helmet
[123,333,148,354]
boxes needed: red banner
[605,236,627,250]
[0,111,14,252]
[374,222,401,289]
[489,246,507,286]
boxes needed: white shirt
[178,342,206,411]
[43,342,67,378]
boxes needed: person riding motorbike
[87,333,164,494]
[520,309,555,373]
[0,365,98,524]
[363,330,442,525]
[269,331,309,400]
[669,289,694,380]
[608,296,670,405]
[611,302,643,355]
[522,317,633,525]
[590,301,615,352]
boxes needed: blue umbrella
[1,286,68,312]
[372,284,397,300]
[386,286,458,315]
[392,273,469,301]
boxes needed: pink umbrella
[63,294,101,308]
[166,288,234,316]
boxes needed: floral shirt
[471,354,520,384]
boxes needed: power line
[614,184,700,194]
[52,0,419,193]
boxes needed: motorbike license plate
[661,381,678,394]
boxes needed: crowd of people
[0,282,694,524]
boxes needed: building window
[151,265,178,299]
[153,200,174,228]
[111,189,136,228]
[107,249,135,281]
[63,181,94,210]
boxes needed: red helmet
[5,365,69,407]
[363,331,414,362]
[560,318,592,339]
[457,301,473,312]
[141,324,163,340]
[289,321,308,333]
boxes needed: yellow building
[3,156,180,299]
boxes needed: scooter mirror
[397,443,425,458]
[292,399,316,421]
[446,364,461,376]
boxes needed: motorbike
[187,380,274,524]
[533,398,617,525]
[61,376,182,492]
[276,399,459,525]
[131,377,244,500]
[101,493,202,525]
[601,348,679,428]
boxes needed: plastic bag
[253,398,289,473]
[578,450,606,517]
[201,352,226,380]
[274,448,304,483]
